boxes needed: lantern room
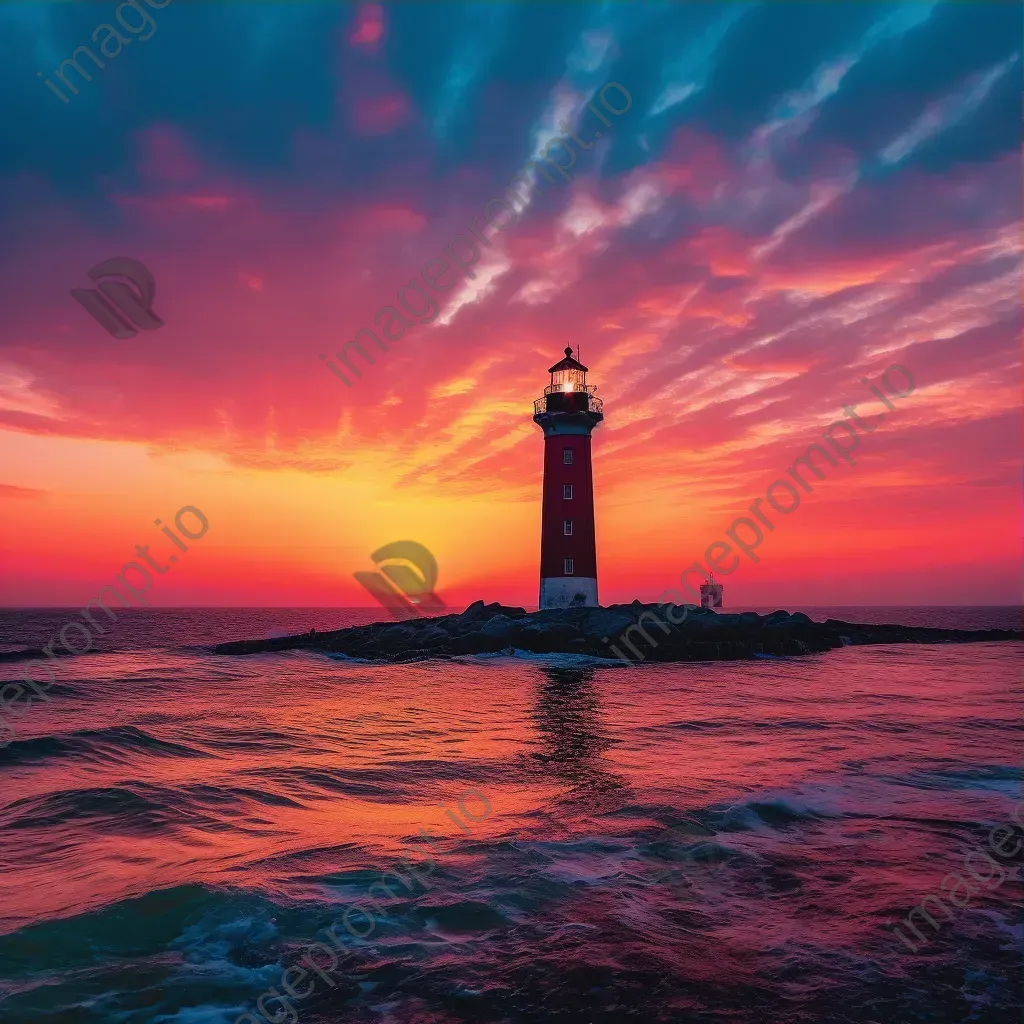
[550,348,587,391]
[533,347,604,425]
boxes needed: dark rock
[417,625,451,649]
[683,614,725,633]
[470,634,512,655]
[213,603,1022,663]
[514,623,556,653]
[516,621,583,653]
[460,600,487,623]
[480,614,519,641]
[579,607,634,641]
[378,624,417,647]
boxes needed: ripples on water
[0,608,1021,1022]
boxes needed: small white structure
[700,572,723,609]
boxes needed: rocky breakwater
[212,602,1022,663]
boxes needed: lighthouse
[532,346,604,609]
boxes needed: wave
[0,778,308,835]
[0,882,288,995]
[0,647,82,664]
[240,758,494,803]
[2,784,181,833]
[0,725,207,767]
[195,724,332,755]
[468,648,627,667]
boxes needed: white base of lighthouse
[539,577,599,610]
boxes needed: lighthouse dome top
[548,346,589,374]
[534,345,603,428]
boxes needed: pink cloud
[350,2,385,52]
[237,271,264,292]
[355,204,427,234]
[660,127,734,202]
[134,124,202,186]
[0,114,1018,604]
[351,92,413,135]
[113,193,238,214]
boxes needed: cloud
[0,0,1019,604]
[878,52,1020,167]
[649,3,754,118]
[349,2,385,53]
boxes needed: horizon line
[1,604,1020,611]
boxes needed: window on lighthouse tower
[563,484,572,499]
[563,448,573,464]
[564,558,574,575]
[563,519,573,535]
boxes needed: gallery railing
[533,390,604,417]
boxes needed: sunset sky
[0,0,1020,609]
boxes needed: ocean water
[0,608,1021,1023]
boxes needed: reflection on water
[534,665,620,791]
[0,608,1020,1022]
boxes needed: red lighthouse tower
[533,347,604,609]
